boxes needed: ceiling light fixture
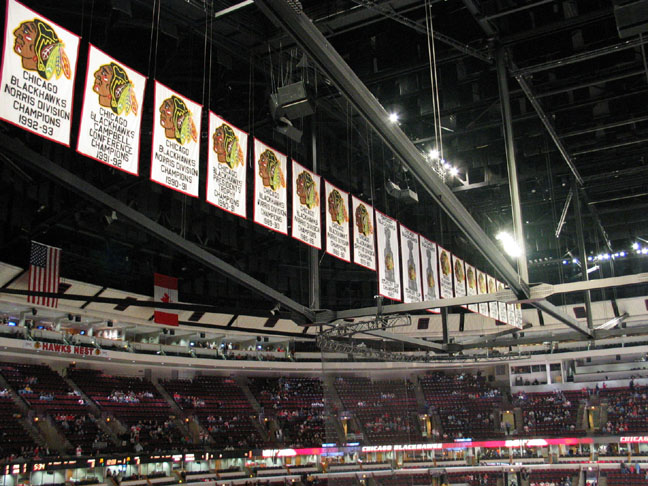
[388,113,399,123]
[496,231,522,258]
[428,148,440,159]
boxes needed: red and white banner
[487,274,498,321]
[324,181,350,262]
[400,224,422,303]
[154,273,179,326]
[0,0,80,145]
[77,45,146,175]
[497,280,508,325]
[206,112,248,218]
[292,160,321,249]
[151,81,202,197]
[477,269,489,317]
[465,263,478,313]
[437,245,453,299]
[253,139,287,234]
[452,254,467,308]
[28,241,60,308]
[420,237,440,313]
[27,341,105,357]
[375,210,401,301]
[351,196,376,271]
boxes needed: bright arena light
[428,148,440,159]
[449,167,459,177]
[496,231,522,258]
[388,113,399,123]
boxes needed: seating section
[606,469,648,486]
[161,376,265,449]
[68,368,184,451]
[375,474,432,486]
[515,390,585,437]
[528,469,578,486]
[248,376,326,447]
[0,362,100,452]
[0,394,39,458]
[599,385,648,434]
[446,472,498,486]
[334,377,420,444]
[420,371,502,440]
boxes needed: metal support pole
[309,115,320,309]
[441,309,449,345]
[573,179,594,332]
[496,47,529,283]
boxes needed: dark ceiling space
[1,0,647,318]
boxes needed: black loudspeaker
[614,0,648,37]
[277,82,314,119]
[107,321,113,328]
[264,337,269,342]
[256,336,262,342]
[586,357,592,363]
[616,355,621,361]
[200,333,205,338]
[169,330,175,336]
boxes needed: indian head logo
[355,204,373,237]
[13,18,70,81]
[159,95,197,145]
[328,189,348,226]
[296,171,318,210]
[213,124,244,169]
[258,149,285,191]
[93,62,138,116]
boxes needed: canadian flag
[154,273,179,326]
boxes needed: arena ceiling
[1,0,648,340]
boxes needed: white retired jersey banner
[437,245,454,299]
[0,0,80,146]
[465,263,478,313]
[292,160,321,249]
[325,181,350,262]
[151,81,201,197]
[497,281,508,324]
[420,236,440,313]
[452,255,467,308]
[487,275,499,321]
[400,224,422,303]
[253,139,287,234]
[375,210,401,301]
[352,196,376,271]
[206,112,248,218]
[508,303,518,329]
[477,269,489,317]
[77,45,146,175]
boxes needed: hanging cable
[424,0,442,161]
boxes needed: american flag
[28,241,61,308]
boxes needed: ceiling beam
[0,133,315,324]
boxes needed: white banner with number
[352,196,376,271]
[292,160,321,249]
[375,210,401,301]
[151,81,202,197]
[0,0,80,145]
[253,139,287,234]
[497,280,508,324]
[77,45,146,175]
[477,269,489,317]
[325,181,350,262]
[420,237,440,313]
[487,275,499,321]
[453,255,467,307]
[400,224,422,303]
[206,112,248,218]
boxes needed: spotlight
[496,231,522,258]
[388,113,399,123]
[428,148,440,159]
[449,167,459,177]
[270,303,280,316]
[632,242,640,250]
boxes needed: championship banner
[399,224,422,303]
[351,196,376,271]
[77,45,146,175]
[508,303,517,329]
[515,303,523,328]
[375,210,401,301]
[452,255,467,308]
[437,245,454,299]
[253,139,287,234]
[487,275,499,321]
[497,281,508,324]
[477,269,489,317]
[206,112,248,218]
[420,236,440,313]
[465,263,478,313]
[0,0,80,146]
[292,160,321,249]
[324,181,350,262]
[151,81,202,197]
